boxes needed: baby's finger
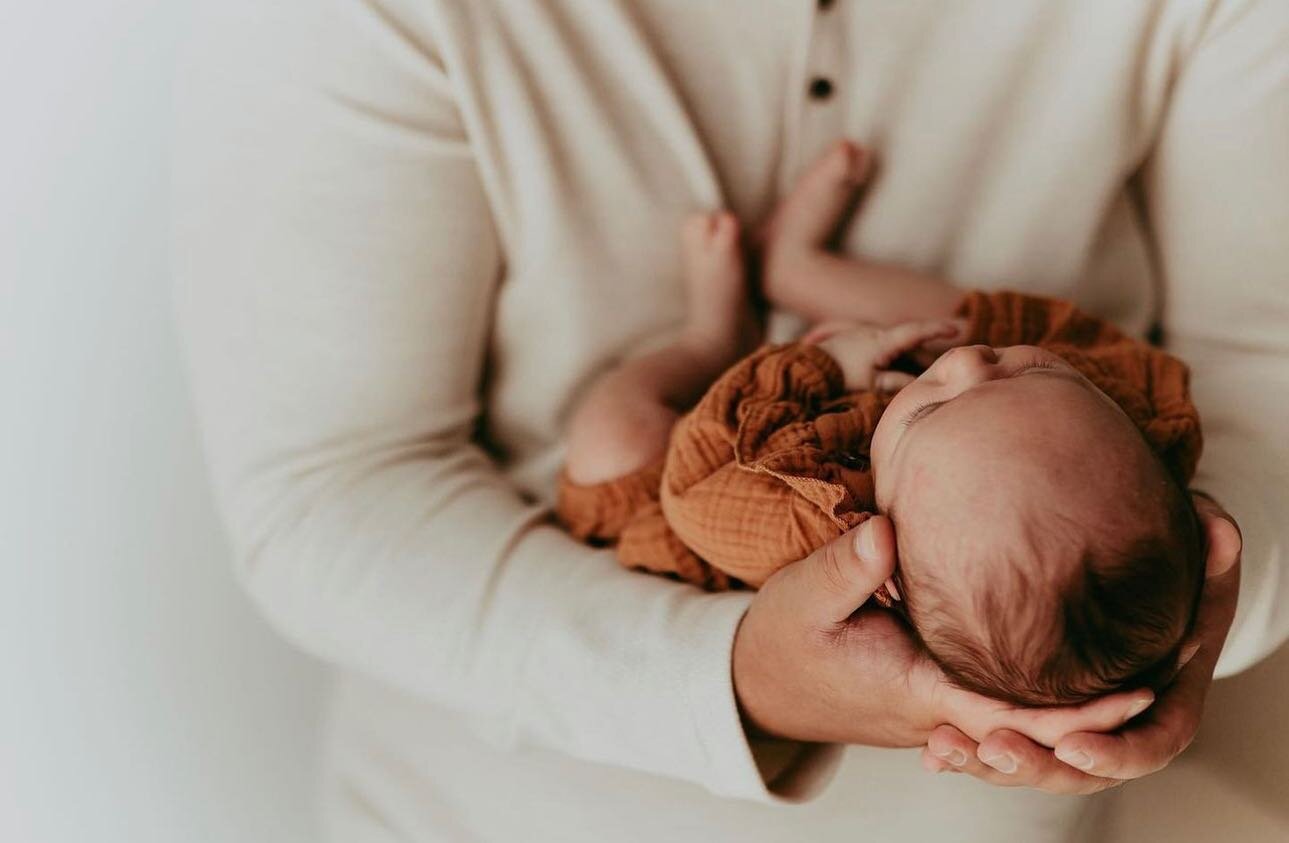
[873,370,915,392]
[917,319,971,353]
[801,320,863,345]
[874,320,962,367]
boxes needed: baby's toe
[708,211,740,254]
[681,211,719,254]
[682,211,742,267]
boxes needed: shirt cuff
[681,590,844,802]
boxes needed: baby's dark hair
[899,458,1205,707]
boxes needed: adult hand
[732,517,1155,750]
[920,493,1242,793]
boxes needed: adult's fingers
[1193,492,1242,578]
[1053,710,1190,779]
[771,516,897,624]
[1050,497,1241,779]
[1053,560,1239,778]
[936,679,1152,749]
[977,730,1122,794]
[1051,643,1224,779]
[992,688,1154,748]
[924,727,1120,794]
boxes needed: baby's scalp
[872,349,1204,705]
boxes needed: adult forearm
[206,426,777,796]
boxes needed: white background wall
[0,3,1284,842]
[2,4,323,842]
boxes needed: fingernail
[982,753,1017,774]
[1056,748,1094,771]
[1178,642,1201,670]
[884,576,902,602]
[1125,696,1152,720]
[855,520,877,559]
[935,748,967,766]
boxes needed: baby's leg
[565,211,759,485]
[761,140,962,325]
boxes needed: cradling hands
[733,517,1155,753]
[920,493,1241,793]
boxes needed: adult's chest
[440,0,813,362]
[437,0,1191,447]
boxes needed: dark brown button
[818,0,836,9]
[808,77,834,100]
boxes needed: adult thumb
[779,515,897,624]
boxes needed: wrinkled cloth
[557,291,1202,589]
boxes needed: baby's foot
[679,211,761,362]
[761,140,871,311]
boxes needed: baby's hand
[811,319,965,392]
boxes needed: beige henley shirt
[174,0,1289,838]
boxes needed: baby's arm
[761,141,963,326]
[564,347,705,486]
[564,211,760,485]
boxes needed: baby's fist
[813,319,965,391]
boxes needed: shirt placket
[767,0,850,344]
[780,0,849,195]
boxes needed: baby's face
[871,343,1097,486]
[869,343,1159,589]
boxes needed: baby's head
[869,344,1204,705]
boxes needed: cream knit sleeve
[1145,0,1289,675]
[172,0,816,801]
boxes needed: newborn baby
[557,143,1204,706]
